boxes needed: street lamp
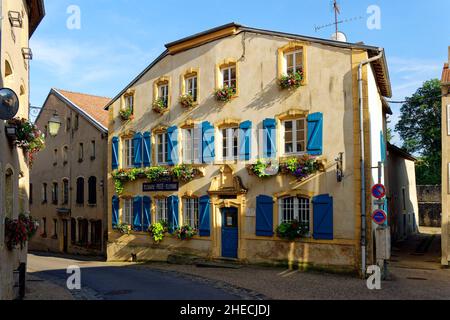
[48,113,61,137]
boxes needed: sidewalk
[24,274,74,300]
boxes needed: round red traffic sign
[371,184,386,199]
[371,209,387,225]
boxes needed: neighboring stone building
[30,89,110,256]
[417,185,441,228]
[105,23,392,274]
[441,46,450,266]
[386,143,419,242]
[0,0,45,300]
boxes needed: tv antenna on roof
[314,0,364,34]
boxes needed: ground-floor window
[53,219,58,238]
[183,198,199,229]
[91,220,102,247]
[278,196,310,230]
[155,198,168,223]
[71,218,76,244]
[78,219,89,246]
[123,198,133,225]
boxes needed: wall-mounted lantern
[8,11,23,28]
[22,48,33,60]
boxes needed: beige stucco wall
[442,73,450,265]
[29,93,108,256]
[106,32,383,272]
[0,0,33,300]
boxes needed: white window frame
[156,198,168,223]
[123,198,133,225]
[125,94,134,112]
[183,198,199,229]
[185,75,198,102]
[183,128,200,164]
[158,84,169,106]
[278,196,311,231]
[221,66,236,89]
[221,127,239,161]
[282,118,307,155]
[284,49,303,75]
[123,138,134,168]
[156,133,168,165]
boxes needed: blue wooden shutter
[202,122,215,164]
[133,196,143,231]
[143,132,152,167]
[380,131,386,163]
[143,196,152,231]
[133,133,143,168]
[199,195,211,237]
[112,196,119,228]
[263,119,277,159]
[313,194,334,240]
[239,121,252,161]
[307,113,323,156]
[168,195,179,233]
[112,137,119,170]
[256,195,274,236]
[167,126,179,165]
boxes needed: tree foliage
[395,79,442,185]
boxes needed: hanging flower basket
[279,155,320,180]
[152,98,169,114]
[279,70,304,90]
[276,220,309,241]
[214,86,236,102]
[179,94,195,108]
[119,108,134,121]
[4,214,39,251]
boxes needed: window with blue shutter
[167,195,179,233]
[239,121,252,161]
[380,131,386,163]
[263,119,277,159]
[133,133,143,168]
[112,137,119,170]
[199,195,211,237]
[133,196,143,231]
[143,196,152,231]
[256,195,274,236]
[167,126,179,166]
[143,132,152,167]
[313,194,333,240]
[112,196,119,228]
[307,113,323,156]
[202,122,215,164]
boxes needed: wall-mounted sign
[143,182,179,192]
[371,209,387,225]
[371,184,386,199]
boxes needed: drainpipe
[358,49,384,277]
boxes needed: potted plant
[4,214,39,251]
[279,155,320,181]
[119,108,134,121]
[214,85,236,102]
[279,70,304,90]
[116,223,132,235]
[149,221,168,243]
[175,225,197,240]
[276,220,309,241]
[152,98,168,114]
[179,94,195,108]
[172,164,199,183]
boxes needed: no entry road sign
[371,184,386,199]
[372,209,387,225]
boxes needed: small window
[123,138,135,168]
[91,140,96,159]
[183,198,199,229]
[185,75,198,102]
[156,133,169,165]
[66,117,71,131]
[74,115,79,130]
[88,176,97,205]
[42,183,48,203]
[279,196,310,231]
[71,218,77,244]
[53,219,58,238]
[42,217,47,236]
[221,65,236,89]
[222,127,239,161]
[62,146,68,164]
[183,128,200,164]
[62,179,69,205]
[158,83,169,107]
[124,94,134,113]
[52,182,58,205]
[155,198,168,223]
[284,49,303,75]
[76,177,84,205]
[78,143,84,162]
[283,118,306,155]
[123,198,133,225]
[53,149,58,165]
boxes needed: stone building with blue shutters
[105,23,392,274]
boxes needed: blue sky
[30,0,450,144]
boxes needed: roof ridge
[53,88,111,100]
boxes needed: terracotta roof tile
[55,89,110,128]
[442,63,450,84]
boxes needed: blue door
[221,208,238,259]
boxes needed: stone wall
[417,185,441,227]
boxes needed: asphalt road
[27,253,242,300]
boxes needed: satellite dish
[0,88,19,120]
[331,32,348,42]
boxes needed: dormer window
[158,83,169,107]
[185,75,198,102]
[124,94,134,113]
[221,65,236,89]
[278,42,307,85]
